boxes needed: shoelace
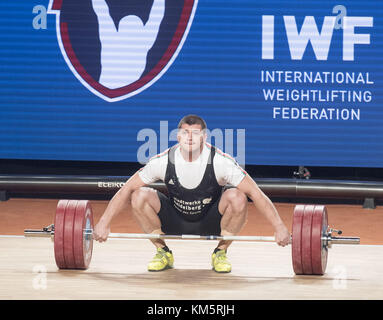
[215,252,228,262]
[153,251,166,261]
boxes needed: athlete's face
[177,124,206,155]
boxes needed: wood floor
[1,198,382,300]
[0,236,381,300]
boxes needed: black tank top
[164,144,224,222]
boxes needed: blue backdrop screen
[0,0,382,167]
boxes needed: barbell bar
[24,226,359,245]
[23,199,360,275]
[25,228,277,241]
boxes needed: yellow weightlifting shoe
[148,247,174,272]
[212,249,231,273]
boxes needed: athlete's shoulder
[137,148,170,173]
[148,147,171,163]
[208,143,237,164]
[209,143,248,175]
[137,147,171,181]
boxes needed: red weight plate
[73,200,94,269]
[292,205,304,274]
[321,208,328,272]
[301,205,314,275]
[54,200,69,269]
[311,206,328,275]
[63,200,78,269]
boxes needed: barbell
[24,199,360,275]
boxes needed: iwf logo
[47,0,198,102]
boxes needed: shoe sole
[212,267,231,273]
[148,265,174,272]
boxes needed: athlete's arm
[93,172,146,242]
[236,174,291,246]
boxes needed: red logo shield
[48,0,197,102]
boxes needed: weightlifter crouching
[93,114,290,273]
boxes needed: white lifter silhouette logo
[48,0,198,102]
[92,0,164,89]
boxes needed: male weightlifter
[93,115,290,273]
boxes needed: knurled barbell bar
[24,199,360,275]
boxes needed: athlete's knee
[130,187,158,210]
[223,188,248,213]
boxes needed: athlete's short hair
[177,114,207,130]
